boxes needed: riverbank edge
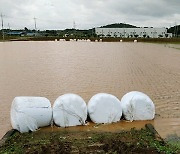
[0,37,180,43]
[0,124,179,153]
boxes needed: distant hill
[100,23,138,28]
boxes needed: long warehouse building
[95,27,172,38]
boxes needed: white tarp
[121,91,155,121]
[88,93,122,124]
[11,97,52,133]
[53,93,87,127]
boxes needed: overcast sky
[0,0,180,30]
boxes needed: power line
[5,15,30,21]
[5,15,72,24]
[1,14,106,30]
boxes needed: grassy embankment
[0,125,179,154]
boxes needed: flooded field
[0,41,180,139]
[40,118,180,139]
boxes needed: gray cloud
[0,0,179,30]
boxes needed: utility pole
[1,13,4,40]
[174,22,177,37]
[73,21,76,29]
[176,25,179,38]
[33,17,37,35]
[73,21,76,38]
[8,23,10,37]
[8,23,10,30]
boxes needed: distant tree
[158,34,163,38]
[45,30,57,36]
[114,33,117,37]
[165,34,168,38]
[106,34,111,37]
[24,27,29,32]
[168,25,180,37]
[100,23,138,28]
[143,34,147,38]
[134,34,139,38]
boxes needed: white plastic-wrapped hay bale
[88,93,122,124]
[134,39,138,42]
[121,91,155,121]
[11,97,52,133]
[53,94,87,127]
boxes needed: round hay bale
[88,93,122,124]
[11,97,52,133]
[121,91,155,121]
[53,93,87,127]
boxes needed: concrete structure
[95,27,172,38]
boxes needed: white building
[95,27,172,38]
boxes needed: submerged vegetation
[0,127,179,154]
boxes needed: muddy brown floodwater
[0,41,180,139]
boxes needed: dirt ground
[0,42,180,139]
